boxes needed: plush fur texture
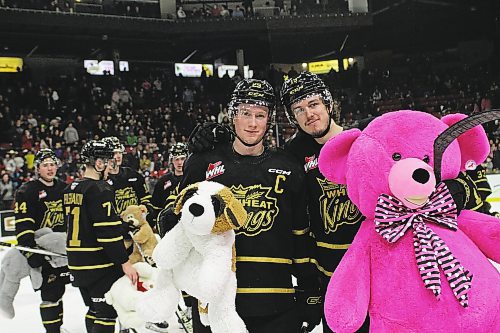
[0,228,67,319]
[136,181,248,333]
[121,205,158,265]
[318,110,500,332]
[104,262,157,329]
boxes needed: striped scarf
[374,183,472,307]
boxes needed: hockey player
[176,79,322,332]
[102,136,155,227]
[64,140,138,333]
[151,142,188,214]
[14,148,70,333]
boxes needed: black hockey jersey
[286,131,364,279]
[106,167,154,225]
[180,144,317,317]
[63,178,128,287]
[463,165,493,214]
[152,172,183,210]
[14,179,67,261]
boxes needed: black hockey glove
[26,253,46,268]
[40,262,71,289]
[442,172,480,214]
[296,288,323,332]
[157,207,180,238]
[188,123,233,154]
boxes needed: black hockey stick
[0,241,67,257]
[433,110,500,182]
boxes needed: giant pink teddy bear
[318,110,500,333]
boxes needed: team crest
[163,180,172,190]
[206,161,225,180]
[42,200,64,228]
[317,178,363,234]
[304,155,318,172]
[115,187,138,213]
[231,184,279,237]
[38,190,47,199]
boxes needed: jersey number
[14,202,27,214]
[66,206,81,247]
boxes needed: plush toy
[104,262,157,330]
[121,204,158,265]
[0,228,68,319]
[318,110,500,333]
[136,181,248,333]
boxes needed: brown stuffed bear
[120,205,158,265]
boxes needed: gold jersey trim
[236,256,292,264]
[141,195,152,201]
[292,228,310,235]
[97,236,123,243]
[93,221,122,227]
[69,263,114,270]
[40,300,61,308]
[293,257,311,264]
[94,320,116,326]
[237,288,295,294]
[316,241,350,250]
[42,318,62,324]
[16,229,34,238]
[311,258,333,277]
[15,217,35,224]
[66,247,103,252]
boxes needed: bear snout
[389,158,436,209]
[412,168,430,184]
[189,203,205,217]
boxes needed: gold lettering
[64,193,83,206]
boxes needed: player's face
[172,155,186,173]
[233,104,269,146]
[113,151,123,166]
[291,95,331,137]
[38,158,58,181]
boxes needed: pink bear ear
[319,129,361,185]
[441,113,490,170]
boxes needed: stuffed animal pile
[0,228,67,319]
[136,181,248,333]
[318,110,500,332]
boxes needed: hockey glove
[443,172,480,214]
[26,253,46,268]
[40,262,71,289]
[188,123,233,153]
[157,207,180,238]
[296,288,323,332]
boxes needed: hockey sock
[85,309,97,333]
[40,299,63,333]
[92,317,116,333]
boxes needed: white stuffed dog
[104,262,158,330]
[136,181,248,333]
[0,228,67,319]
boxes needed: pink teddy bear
[318,110,500,333]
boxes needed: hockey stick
[0,241,67,257]
[433,110,500,182]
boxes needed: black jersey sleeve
[14,185,40,264]
[290,170,320,290]
[89,184,129,265]
[131,170,156,227]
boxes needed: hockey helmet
[80,140,115,165]
[227,79,276,122]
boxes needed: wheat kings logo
[115,187,138,214]
[231,184,279,237]
[42,199,64,228]
[317,178,363,233]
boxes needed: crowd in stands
[0,0,349,19]
[0,53,499,210]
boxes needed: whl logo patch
[304,155,318,172]
[206,161,225,180]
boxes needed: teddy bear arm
[458,210,500,262]
[131,226,151,244]
[325,226,371,333]
[152,225,191,268]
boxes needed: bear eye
[423,155,430,164]
[392,153,401,161]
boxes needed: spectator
[64,122,79,145]
[0,173,14,210]
[177,6,186,19]
[232,5,245,17]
